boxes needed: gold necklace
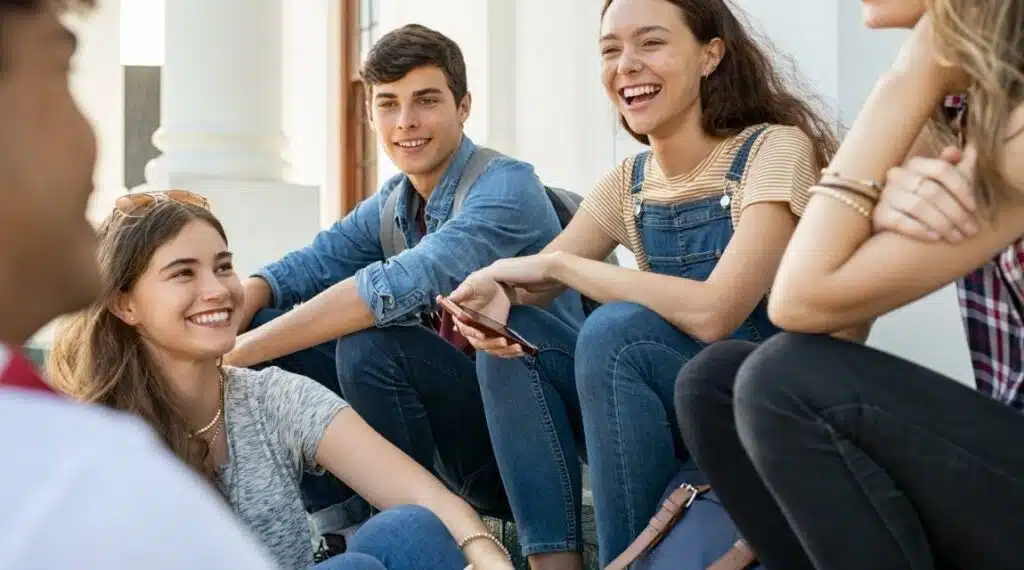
[190,368,225,439]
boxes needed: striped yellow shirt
[580,124,818,271]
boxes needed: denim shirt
[255,136,584,330]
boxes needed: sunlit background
[121,0,164,66]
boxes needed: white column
[138,0,320,277]
[146,0,284,182]
[66,0,124,223]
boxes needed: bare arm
[510,209,618,307]
[229,279,374,368]
[548,202,798,343]
[316,409,511,569]
[769,21,1024,332]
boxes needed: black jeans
[674,333,1024,570]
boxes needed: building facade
[66,0,973,382]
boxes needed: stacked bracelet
[809,185,873,219]
[812,169,883,219]
[820,169,882,193]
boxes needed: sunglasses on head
[113,190,211,217]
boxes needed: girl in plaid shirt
[673,1,1024,569]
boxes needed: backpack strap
[378,190,406,259]
[452,147,505,214]
[379,146,503,258]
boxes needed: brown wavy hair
[48,200,228,486]
[601,0,839,168]
[930,0,1024,209]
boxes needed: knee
[733,333,842,431]
[575,302,700,396]
[674,339,758,423]
[575,302,645,359]
[348,505,447,555]
[334,328,395,383]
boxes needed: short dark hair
[360,24,468,104]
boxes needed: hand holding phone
[437,296,539,357]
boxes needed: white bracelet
[458,532,511,561]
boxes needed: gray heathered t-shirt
[216,366,348,570]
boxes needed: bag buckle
[681,483,700,508]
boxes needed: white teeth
[190,310,230,325]
[396,139,428,148]
[622,84,661,98]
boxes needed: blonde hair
[930,0,1024,209]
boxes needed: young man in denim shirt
[227,24,583,549]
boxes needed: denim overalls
[474,126,784,565]
[630,126,779,342]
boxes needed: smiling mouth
[619,84,663,108]
[394,138,431,150]
[187,309,233,328]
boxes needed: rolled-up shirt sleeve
[253,192,385,309]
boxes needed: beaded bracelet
[810,185,873,219]
[458,532,512,561]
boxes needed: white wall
[68,0,124,223]
[732,0,973,383]
[281,0,341,227]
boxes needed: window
[340,0,380,215]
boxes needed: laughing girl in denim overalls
[445,1,838,568]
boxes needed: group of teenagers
[2,0,1022,569]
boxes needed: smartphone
[437,297,539,356]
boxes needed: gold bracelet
[810,185,873,219]
[820,169,883,193]
[818,177,881,202]
[458,532,511,561]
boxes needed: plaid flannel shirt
[957,238,1024,412]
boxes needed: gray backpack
[378,146,616,315]
[379,146,617,263]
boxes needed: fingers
[879,162,979,242]
[446,281,475,304]
[872,203,940,242]
[938,145,962,164]
[904,154,977,213]
[452,319,524,359]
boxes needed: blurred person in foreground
[0,1,279,568]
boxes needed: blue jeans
[312,505,466,570]
[477,302,708,563]
[251,310,509,534]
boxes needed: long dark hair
[48,201,228,486]
[602,0,839,167]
